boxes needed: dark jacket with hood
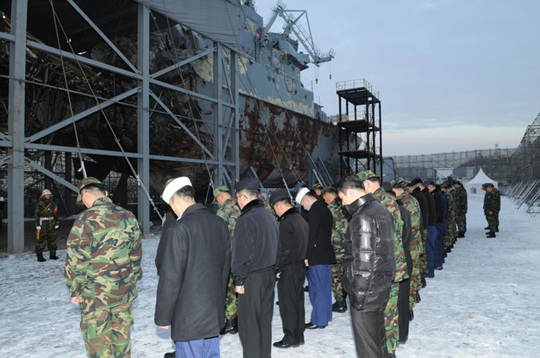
[154,203,231,342]
[343,193,396,312]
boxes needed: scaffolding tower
[336,79,382,177]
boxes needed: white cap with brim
[162,177,192,203]
[295,187,310,205]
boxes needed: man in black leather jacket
[337,175,396,358]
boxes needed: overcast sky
[254,0,540,156]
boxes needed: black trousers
[238,267,276,358]
[398,278,411,343]
[351,308,387,358]
[277,261,306,345]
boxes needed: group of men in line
[152,171,471,358]
[57,171,474,358]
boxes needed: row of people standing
[341,172,469,357]
[61,171,470,358]
[207,171,470,358]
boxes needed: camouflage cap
[213,185,230,198]
[321,186,336,195]
[356,170,379,181]
[76,177,103,204]
[312,183,323,190]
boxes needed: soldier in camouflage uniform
[482,183,500,238]
[391,181,422,318]
[34,189,60,262]
[64,177,142,358]
[358,170,408,357]
[214,185,241,335]
[441,183,458,251]
[321,186,348,313]
[453,180,468,238]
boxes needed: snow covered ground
[0,196,539,358]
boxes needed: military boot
[220,317,238,335]
[49,251,59,260]
[36,253,46,262]
[486,231,496,238]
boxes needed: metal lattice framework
[0,0,240,252]
[510,112,540,183]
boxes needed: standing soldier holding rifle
[34,189,60,262]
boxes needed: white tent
[464,168,498,196]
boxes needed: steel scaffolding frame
[0,0,240,252]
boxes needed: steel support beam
[66,0,139,74]
[27,160,78,193]
[379,102,383,178]
[137,4,151,234]
[27,88,139,143]
[231,50,240,181]
[0,154,11,167]
[7,0,27,253]
[214,43,224,186]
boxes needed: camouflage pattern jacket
[445,190,457,225]
[328,199,348,262]
[484,189,501,214]
[373,187,408,282]
[216,198,241,238]
[64,197,142,311]
[454,186,468,214]
[34,197,59,227]
[396,191,422,264]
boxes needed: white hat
[41,189,52,196]
[162,177,193,203]
[295,187,310,205]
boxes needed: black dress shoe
[220,317,238,335]
[273,340,302,348]
[303,286,309,292]
[164,352,175,358]
[305,322,326,329]
[332,301,347,313]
